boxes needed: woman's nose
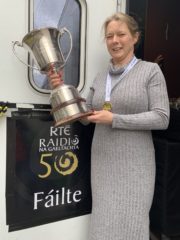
[112,34,119,42]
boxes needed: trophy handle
[58,27,73,69]
[12,41,39,71]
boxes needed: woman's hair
[103,12,140,37]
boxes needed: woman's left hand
[86,110,113,124]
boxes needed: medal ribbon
[105,56,138,102]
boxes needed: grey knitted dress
[87,59,169,240]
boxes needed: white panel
[0,0,118,240]
[0,1,49,104]
[82,0,117,96]
[0,117,8,238]
[0,0,117,104]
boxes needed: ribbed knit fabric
[86,59,170,240]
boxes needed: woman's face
[105,20,138,65]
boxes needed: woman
[49,12,169,240]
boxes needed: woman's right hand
[47,69,64,89]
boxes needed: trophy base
[54,111,93,127]
[50,84,93,127]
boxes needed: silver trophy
[12,27,92,126]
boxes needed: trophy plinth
[13,27,92,126]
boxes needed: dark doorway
[127,1,180,239]
[127,0,180,98]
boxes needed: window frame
[28,0,87,94]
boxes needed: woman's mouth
[112,47,122,52]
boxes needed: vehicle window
[29,0,85,92]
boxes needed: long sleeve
[112,63,170,130]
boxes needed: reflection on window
[31,0,81,91]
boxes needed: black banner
[6,114,94,231]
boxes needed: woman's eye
[117,33,125,37]
[106,34,113,39]
[105,33,126,39]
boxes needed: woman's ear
[133,32,140,45]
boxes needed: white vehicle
[0,0,179,240]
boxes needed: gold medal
[103,101,112,111]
